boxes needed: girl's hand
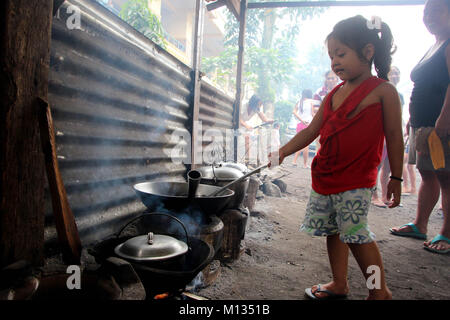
[386,179,402,208]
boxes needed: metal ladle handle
[209,163,268,197]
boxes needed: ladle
[209,164,268,197]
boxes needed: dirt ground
[197,158,449,300]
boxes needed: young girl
[292,89,314,168]
[269,15,404,300]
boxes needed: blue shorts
[300,188,376,244]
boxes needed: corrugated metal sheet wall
[197,80,235,165]
[46,0,198,248]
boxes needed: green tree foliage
[120,0,166,48]
[202,0,334,134]
[292,42,331,101]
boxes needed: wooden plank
[38,98,81,265]
[248,1,426,9]
[0,0,53,267]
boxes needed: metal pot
[114,213,190,266]
[114,232,188,262]
[197,165,249,209]
[133,182,234,215]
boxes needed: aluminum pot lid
[219,162,249,174]
[114,232,188,262]
[197,166,243,181]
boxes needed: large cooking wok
[134,182,234,215]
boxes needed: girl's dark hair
[326,15,396,80]
[299,89,313,113]
[248,94,262,112]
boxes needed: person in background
[312,71,339,153]
[372,66,405,207]
[313,70,339,102]
[240,95,273,164]
[270,122,281,154]
[270,15,403,299]
[403,121,417,195]
[390,0,450,254]
[292,90,314,168]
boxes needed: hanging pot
[114,213,190,267]
[197,164,249,209]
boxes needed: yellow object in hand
[428,130,445,170]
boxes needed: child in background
[270,122,281,154]
[269,15,404,300]
[292,90,315,168]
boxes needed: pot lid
[197,166,244,181]
[219,162,249,174]
[114,232,188,262]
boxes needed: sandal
[304,284,348,300]
[389,222,427,240]
[424,234,450,254]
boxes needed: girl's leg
[293,151,300,165]
[302,146,310,168]
[391,169,440,235]
[371,171,386,207]
[424,171,450,251]
[311,234,349,298]
[347,241,392,300]
[407,164,417,194]
[380,157,390,203]
[403,154,411,192]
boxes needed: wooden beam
[226,0,241,20]
[0,0,54,267]
[207,0,241,21]
[206,0,227,11]
[190,0,205,168]
[248,1,426,9]
[233,0,247,161]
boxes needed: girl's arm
[434,45,450,137]
[381,82,404,208]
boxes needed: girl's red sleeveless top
[311,76,386,195]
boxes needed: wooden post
[233,0,247,162]
[0,0,54,267]
[190,0,205,169]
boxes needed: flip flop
[389,222,427,240]
[304,284,347,300]
[424,234,450,254]
[372,200,387,208]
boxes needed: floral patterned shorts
[300,188,376,244]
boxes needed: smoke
[185,271,205,292]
